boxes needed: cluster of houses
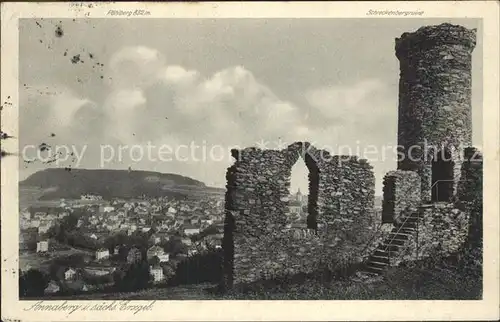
[37,241,175,295]
[20,208,69,235]
[20,194,226,295]
[21,194,225,249]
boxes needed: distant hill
[20,168,225,200]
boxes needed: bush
[169,249,223,285]
[19,269,49,298]
[113,262,152,292]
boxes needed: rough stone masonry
[382,170,421,224]
[222,142,375,288]
[221,23,482,289]
[395,23,477,202]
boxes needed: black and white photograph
[1,2,499,321]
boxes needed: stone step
[404,217,419,223]
[398,227,416,233]
[384,238,406,246]
[366,260,389,269]
[388,232,411,239]
[373,250,388,257]
[379,244,400,251]
[391,227,414,233]
[368,255,389,264]
[394,231,415,237]
[365,264,384,274]
[396,222,417,229]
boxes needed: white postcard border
[1,1,499,321]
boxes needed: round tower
[395,23,476,203]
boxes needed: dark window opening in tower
[289,153,319,230]
[431,149,454,202]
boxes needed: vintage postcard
[1,1,499,321]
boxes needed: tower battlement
[395,23,476,59]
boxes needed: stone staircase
[363,206,428,274]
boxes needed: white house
[147,246,165,260]
[149,266,164,283]
[58,212,69,219]
[36,240,49,253]
[30,219,41,228]
[184,227,200,236]
[95,248,110,260]
[64,268,77,280]
[44,280,60,294]
[102,206,115,213]
[38,221,54,234]
[151,236,161,245]
[167,206,177,214]
[157,253,170,263]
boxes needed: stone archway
[286,142,321,230]
[221,141,375,289]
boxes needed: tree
[171,249,223,285]
[61,212,79,231]
[192,224,219,242]
[114,262,152,291]
[19,269,49,297]
[162,236,188,257]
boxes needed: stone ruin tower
[395,23,477,203]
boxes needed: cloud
[20,84,96,142]
[103,89,147,142]
[159,65,200,87]
[105,89,147,112]
[85,47,311,186]
[49,92,94,127]
[20,45,398,194]
[109,46,165,89]
[305,79,389,122]
[301,78,399,194]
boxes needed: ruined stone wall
[456,147,483,251]
[381,170,421,223]
[222,142,375,287]
[393,203,469,266]
[388,148,482,266]
[396,23,477,201]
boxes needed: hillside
[20,168,225,200]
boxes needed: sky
[18,18,482,195]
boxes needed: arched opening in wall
[289,153,319,230]
[431,149,454,202]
